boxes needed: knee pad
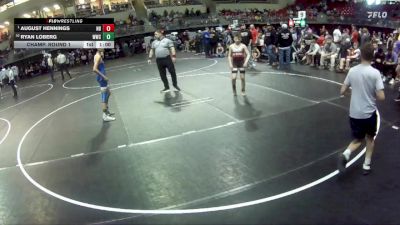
[101,92,108,103]
[232,68,238,73]
[239,68,245,74]
[100,87,109,103]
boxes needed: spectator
[338,38,353,72]
[182,30,189,52]
[320,25,327,36]
[351,25,359,46]
[203,27,211,57]
[11,65,18,80]
[303,29,314,52]
[69,52,75,67]
[81,52,88,65]
[216,43,225,57]
[387,33,394,51]
[373,48,385,76]
[277,24,293,69]
[250,24,258,48]
[88,50,94,63]
[371,42,379,57]
[316,33,325,47]
[240,24,252,49]
[292,42,307,64]
[0,67,5,97]
[360,28,371,47]
[251,46,260,62]
[195,30,202,55]
[46,54,55,81]
[384,48,398,85]
[395,52,400,96]
[305,39,320,66]
[210,28,219,56]
[345,42,361,71]
[122,42,129,57]
[341,28,351,46]
[320,35,338,71]
[393,33,400,56]
[225,30,233,46]
[264,25,278,66]
[333,26,342,46]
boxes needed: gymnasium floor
[0,53,399,224]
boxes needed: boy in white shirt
[7,66,18,97]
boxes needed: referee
[56,50,72,80]
[148,29,181,92]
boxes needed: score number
[102,24,114,41]
[102,32,114,41]
[102,24,114,32]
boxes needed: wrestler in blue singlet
[97,60,108,87]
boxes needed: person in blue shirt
[93,49,115,122]
[203,27,211,58]
[384,48,398,85]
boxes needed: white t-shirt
[0,69,5,81]
[11,66,18,76]
[353,48,361,59]
[308,43,320,54]
[258,35,265,46]
[47,57,53,67]
[344,64,384,119]
[333,29,342,43]
[56,54,66,64]
[7,69,14,81]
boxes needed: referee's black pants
[156,56,177,89]
[60,64,71,80]
[9,80,17,97]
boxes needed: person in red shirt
[351,25,359,46]
[250,24,259,47]
[316,34,325,47]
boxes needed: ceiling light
[54,4,60,10]
[23,13,31,18]
[4,21,10,26]
[43,7,50,12]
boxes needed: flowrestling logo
[367,11,388,19]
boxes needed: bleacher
[144,0,202,8]
[1,0,400,66]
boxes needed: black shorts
[232,59,244,69]
[349,111,377,140]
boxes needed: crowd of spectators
[281,24,400,86]
[148,7,221,30]
[149,8,205,27]
[1,21,399,102]
[156,23,400,85]
[145,0,202,8]
[218,0,400,26]
[0,31,9,42]
[2,0,400,86]
[218,8,287,23]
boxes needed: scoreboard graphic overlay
[14,18,115,49]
